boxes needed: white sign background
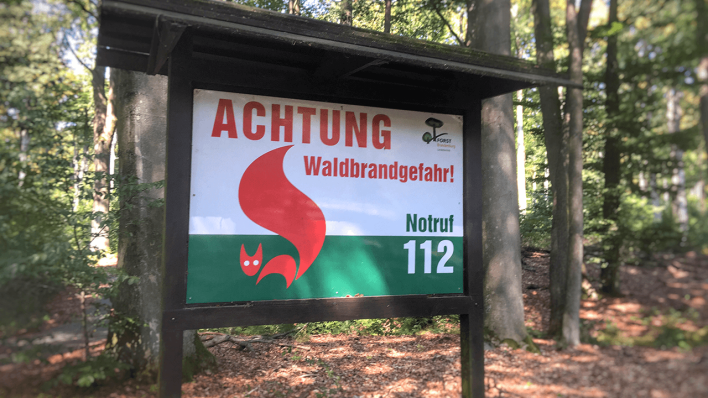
[189,89,464,237]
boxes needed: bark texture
[108,69,198,371]
[470,0,527,344]
[667,89,687,235]
[384,0,391,33]
[531,0,568,338]
[601,0,622,295]
[465,0,475,47]
[696,0,708,216]
[564,0,592,348]
[516,89,527,213]
[697,0,708,160]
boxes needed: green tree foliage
[0,1,108,335]
[517,0,707,263]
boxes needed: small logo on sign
[422,118,447,144]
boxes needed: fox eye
[244,260,250,266]
[253,260,259,266]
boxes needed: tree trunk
[107,69,207,374]
[531,0,568,338]
[18,129,29,186]
[695,147,706,212]
[465,0,475,47]
[563,0,592,348]
[696,0,708,160]
[514,39,526,213]
[341,0,352,25]
[516,89,526,213]
[73,143,89,212]
[90,66,117,251]
[701,81,708,161]
[469,0,527,345]
[650,173,661,221]
[288,0,300,15]
[601,0,622,296]
[667,88,688,235]
[384,0,392,33]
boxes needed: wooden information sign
[96,1,574,396]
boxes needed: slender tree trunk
[80,290,90,360]
[73,144,90,212]
[563,0,592,348]
[18,129,29,186]
[465,0,475,47]
[544,168,549,194]
[651,173,661,221]
[701,82,708,160]
[532,0,568,338]
[109,125,117,190]
[91,66,117,251]
[384,0,392,33]
[696,0,707,213]
[696,0,708,160]
[469,0,527,344]
[695,147,706,212]
[667,88,688,236]
[288,0,300,15]
[340,0,352,25]
[601,0,622,295]
[515,45,527,213]
[517,89,527,213]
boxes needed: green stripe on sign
[186,235,463,303]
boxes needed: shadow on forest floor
[1,251,707,397]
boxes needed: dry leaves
[2,251,707,397]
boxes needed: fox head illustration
[239,244,263,276]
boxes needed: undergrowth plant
[208,315,461,339]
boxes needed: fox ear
[240,244,248,259]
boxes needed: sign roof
[97,0,577,99]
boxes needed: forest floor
[1,250,707,398]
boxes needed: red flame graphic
[238,145,326,287]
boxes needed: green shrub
[208,316,460,339]
[520,190,553,249]
[55,353,130,388]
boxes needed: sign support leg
[159,31,192,398]
[461,311,485,397]
[159,328,184,398]
[461,98,484,398]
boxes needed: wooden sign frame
[159,34,484,398]
[96,2,574,396]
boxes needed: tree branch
[577,0,594,45]
[65,0,98,20]
[433,6,464,46]
[63,36,93,72]
[200,327,307,352]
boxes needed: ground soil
[1,251,707,398]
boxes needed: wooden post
[461,98,484,397]
[159,32,193,398]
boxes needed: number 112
[403,240,454,274]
